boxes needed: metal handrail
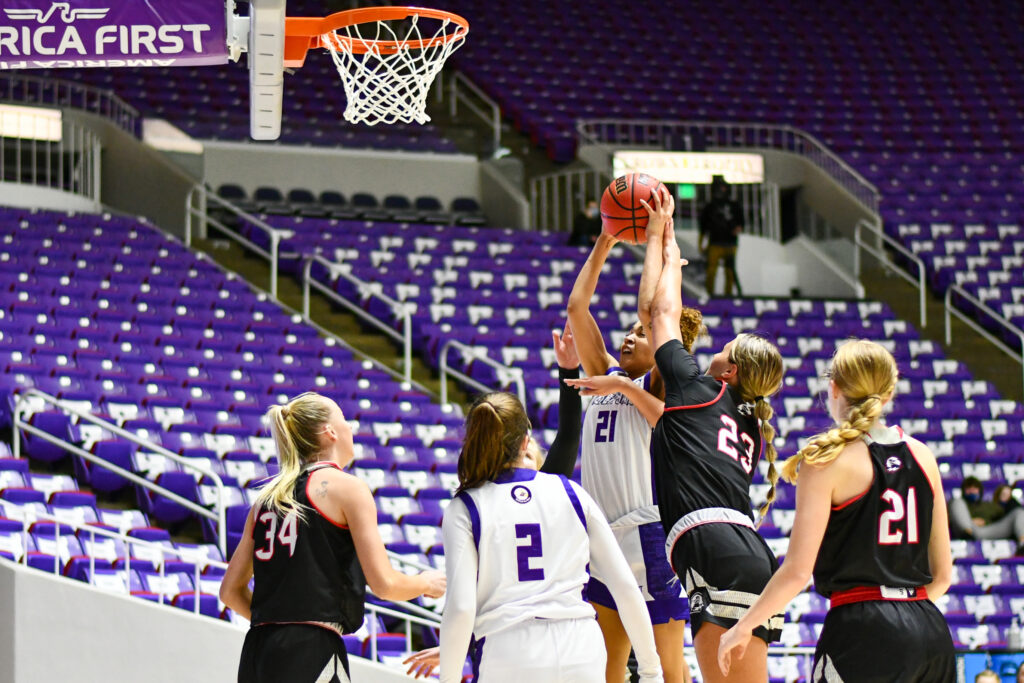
[853,219,927,328]
[0,72,140,135]
[301,254,413,383]
[10,511,227,615]
[12,389,227,556]
[449,72,501,155]
[529,167,609,234]
[944,284,1024,401]
[363,601,441,664]
[0,121,102,203]
[13,512,443,633]
[576,119,880,215]
[439,338,526,406]
[184,185,292,299]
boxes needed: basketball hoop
[284,7,469,126]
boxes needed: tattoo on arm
[316,480,329,499]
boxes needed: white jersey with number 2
[438,468,663,683]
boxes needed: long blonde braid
[780,340,898,482]
[730,333,784,523]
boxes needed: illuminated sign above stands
[612,151,765,184]
[0,103,61,141]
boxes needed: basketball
[599,173,664,245]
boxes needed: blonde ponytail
[255,392,332,520]
[729,333,784,524]
[781,340,897,482]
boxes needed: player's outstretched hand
[717,623,753,676]
[564,374,630,397]
[552,323,580,370]
[403,647,440,679]
[662,218,688,268]
[639,185,674,238]
[420,570,446,598]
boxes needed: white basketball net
[322,15,466,126]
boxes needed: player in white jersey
[564,191,701,683]
[438,392,663,683]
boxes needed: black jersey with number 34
[250,462,366,632]
[813,432,934,597]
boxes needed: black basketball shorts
[813,599,955,682]
[238,623,351,683]
[670,521,783,643]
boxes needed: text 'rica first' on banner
[0,0,228,69]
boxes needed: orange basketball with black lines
[599,172,664,245]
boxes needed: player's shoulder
[900,432,939,470]
[310,464,368,497]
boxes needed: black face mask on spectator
[963,491,981,504]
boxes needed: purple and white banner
[0,0,228,69]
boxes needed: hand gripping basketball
[599,172,665,245]
[639,185,675,240]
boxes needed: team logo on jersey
[688,589,708,614]
[885,456,902,472]
[511,485,532,504]
[737,402,754,416]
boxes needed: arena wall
[63,110,200,238]
[203,141,481,208]
[0,183,100,213]
[0,560,409,683]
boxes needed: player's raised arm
[650,220,685,351]
[542,324,583,477]
[566,232,619,377]
[637,185,674,333]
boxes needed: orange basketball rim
[283,6,470,68]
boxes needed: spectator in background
[569,199,602,247]
[1016,661,1024,682]
[974,670,999,683]
[995,483,1021,513]
[949,476,1024,545]
[698,175,744,296]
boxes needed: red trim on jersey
[305,464,349,530]
[829,585,928,609]
[663,381,727,412]
[831,485,872,512]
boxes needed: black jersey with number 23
[651,339,764,533]
[250,462,366,632]
[813,431,934,597]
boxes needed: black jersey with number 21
[813,432,934,597]
[250,462,366,632]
